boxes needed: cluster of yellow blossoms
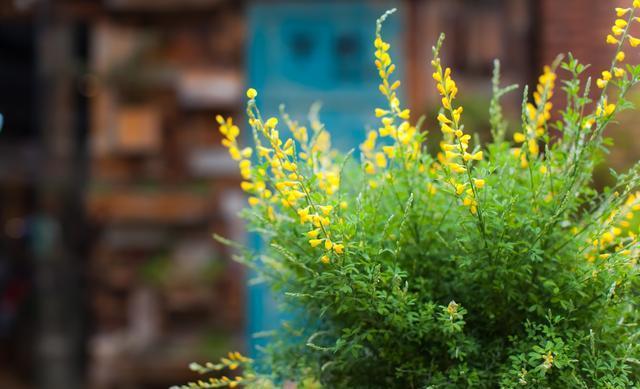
[180,352,253,388]
[513,66,556,168]
[362,8,420,189]
[364,11,484,216]
[608,4,640,49]
[588,192,640,263]
[431,44,484,215]
[217,89,346,265]
[219,2,640,266]
[217,116,253,170]
[596,3,640,119]
[283,104,340,195]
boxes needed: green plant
[176,4,640,388]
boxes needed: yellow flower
[440,123,454,134]
[265,117,278,128]
[528,139,539,155]
[463,151,483,161]
[445,150,460,160]
[437,113,451,124]
[382,145,396,158]
[617,51,626,62]
[333,243,344,254]
[473,178,485,189]
[597,99,616,117]
[229,147,241,160]
[596,78,607,89]
[298,207,311,223]
[324,239,333,250]
[248,197,260,206]
[607,34,619,44]
[375,152,387,168]
[340,201,348,209]
[307,229,320,238]
[448,163,466,174]
[614,67,626,78]
[629,35,640,47]
[616,7,631,16]
[583,118,595,129]
[240,181,254,191]
[513,132,526,143]
[246,88,257,99]
[313,216,331,229]
[320,255,330,264]
[441,97,451,109]
[602,70,612,81]
[615,19,628,28]
[257,146,272,157]
[309,239,323,248]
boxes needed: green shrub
[176,5,640,388]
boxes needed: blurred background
[0,0,637,388]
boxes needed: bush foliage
[177,5,640,388]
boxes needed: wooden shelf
[87,189,215,224]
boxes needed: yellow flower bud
[398,109,410,120]
[246,88,257,99]
[607,34,619,45]
[375,108,388,117]
[616,7,631,16]
[265,117,278,128]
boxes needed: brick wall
[538,0,637,81]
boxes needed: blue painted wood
[245,0,403,357]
